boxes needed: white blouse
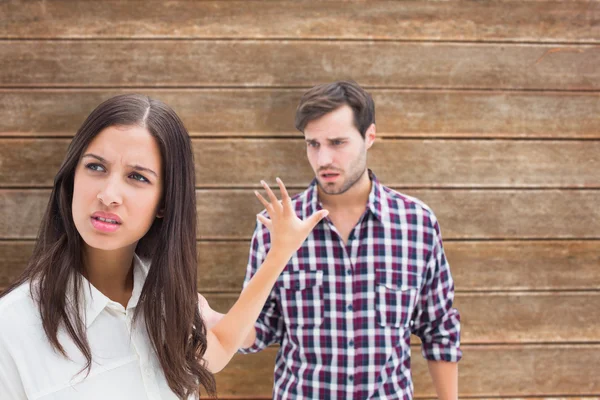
[0,255,195,399]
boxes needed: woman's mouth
[90,215,122,233]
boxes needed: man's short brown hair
[295,80,375,138]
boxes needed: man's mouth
[320,172,340,181]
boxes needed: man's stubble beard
[317,149,367,196]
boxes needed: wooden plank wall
[1,1,599,398]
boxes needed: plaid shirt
[240,171,462,399]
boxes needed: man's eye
[308,142,319,148]
[130,173,149,183]
[85,163,105,172]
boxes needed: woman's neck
[82,244,136,308]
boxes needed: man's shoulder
[380,185,438,223]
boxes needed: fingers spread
[276,177,291,202]
[257,214,273,228]
[276,177,293,214]
[261,180,279,205]
[254,190,272,212]
[305,209,329,231]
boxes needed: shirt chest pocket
[375,269,419,328]
[278,270,324,327]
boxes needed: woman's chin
[80,234,131,252]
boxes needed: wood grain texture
[203,292,600,343]
[2,90,598,139]
[0,241,31,290]
[1,1,598,397]
[2,240,599,292]
[1,41,598,90]
[197,189,600,240]
[3,138,599,188]
[200,241,600,293]
[1,189,599,239]
[442,240,600,292]
[1,1,598,42]
[214,345,600,397]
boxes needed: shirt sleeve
[0,327,27,399]
[238,220,284,354]
[411,212,462,362]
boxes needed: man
[203,81,461,399]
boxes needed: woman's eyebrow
[82,153,107,163]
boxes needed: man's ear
[365,123,376,149]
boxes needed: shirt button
[347,304,353,311]
[347,269,352,275]
[348,375,354,382]
[348,340,354,347]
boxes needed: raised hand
[255,178,328,255]
[201,178,328,372]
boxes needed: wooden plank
[443,240,600,292]
[199,189,600,240]
[0,241,32,290]
[3,138,599,188]
[215,345,600,397]
[0,139,69,187]
[1,189,599,239]
[204,292,600,344]
[3,240,599,292]
[1,42,598,90]
[1,1,598,43]
[0,190,49,240]
[197,241,600,293]
[455,292,600,343]
[2,90,598,139]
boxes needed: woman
[0,94,327,399]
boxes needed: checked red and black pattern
[240,171,462,400]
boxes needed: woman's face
[72,125,164,251]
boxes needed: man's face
[304,105,375,195]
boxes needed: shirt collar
[76,253,150,328]
[304,169,390,226]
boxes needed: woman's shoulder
[0,282,38,337]
[0,282,33,310]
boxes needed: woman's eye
[130,172,149,183]
[85,163,105,172]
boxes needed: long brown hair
[0,94,216,398]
